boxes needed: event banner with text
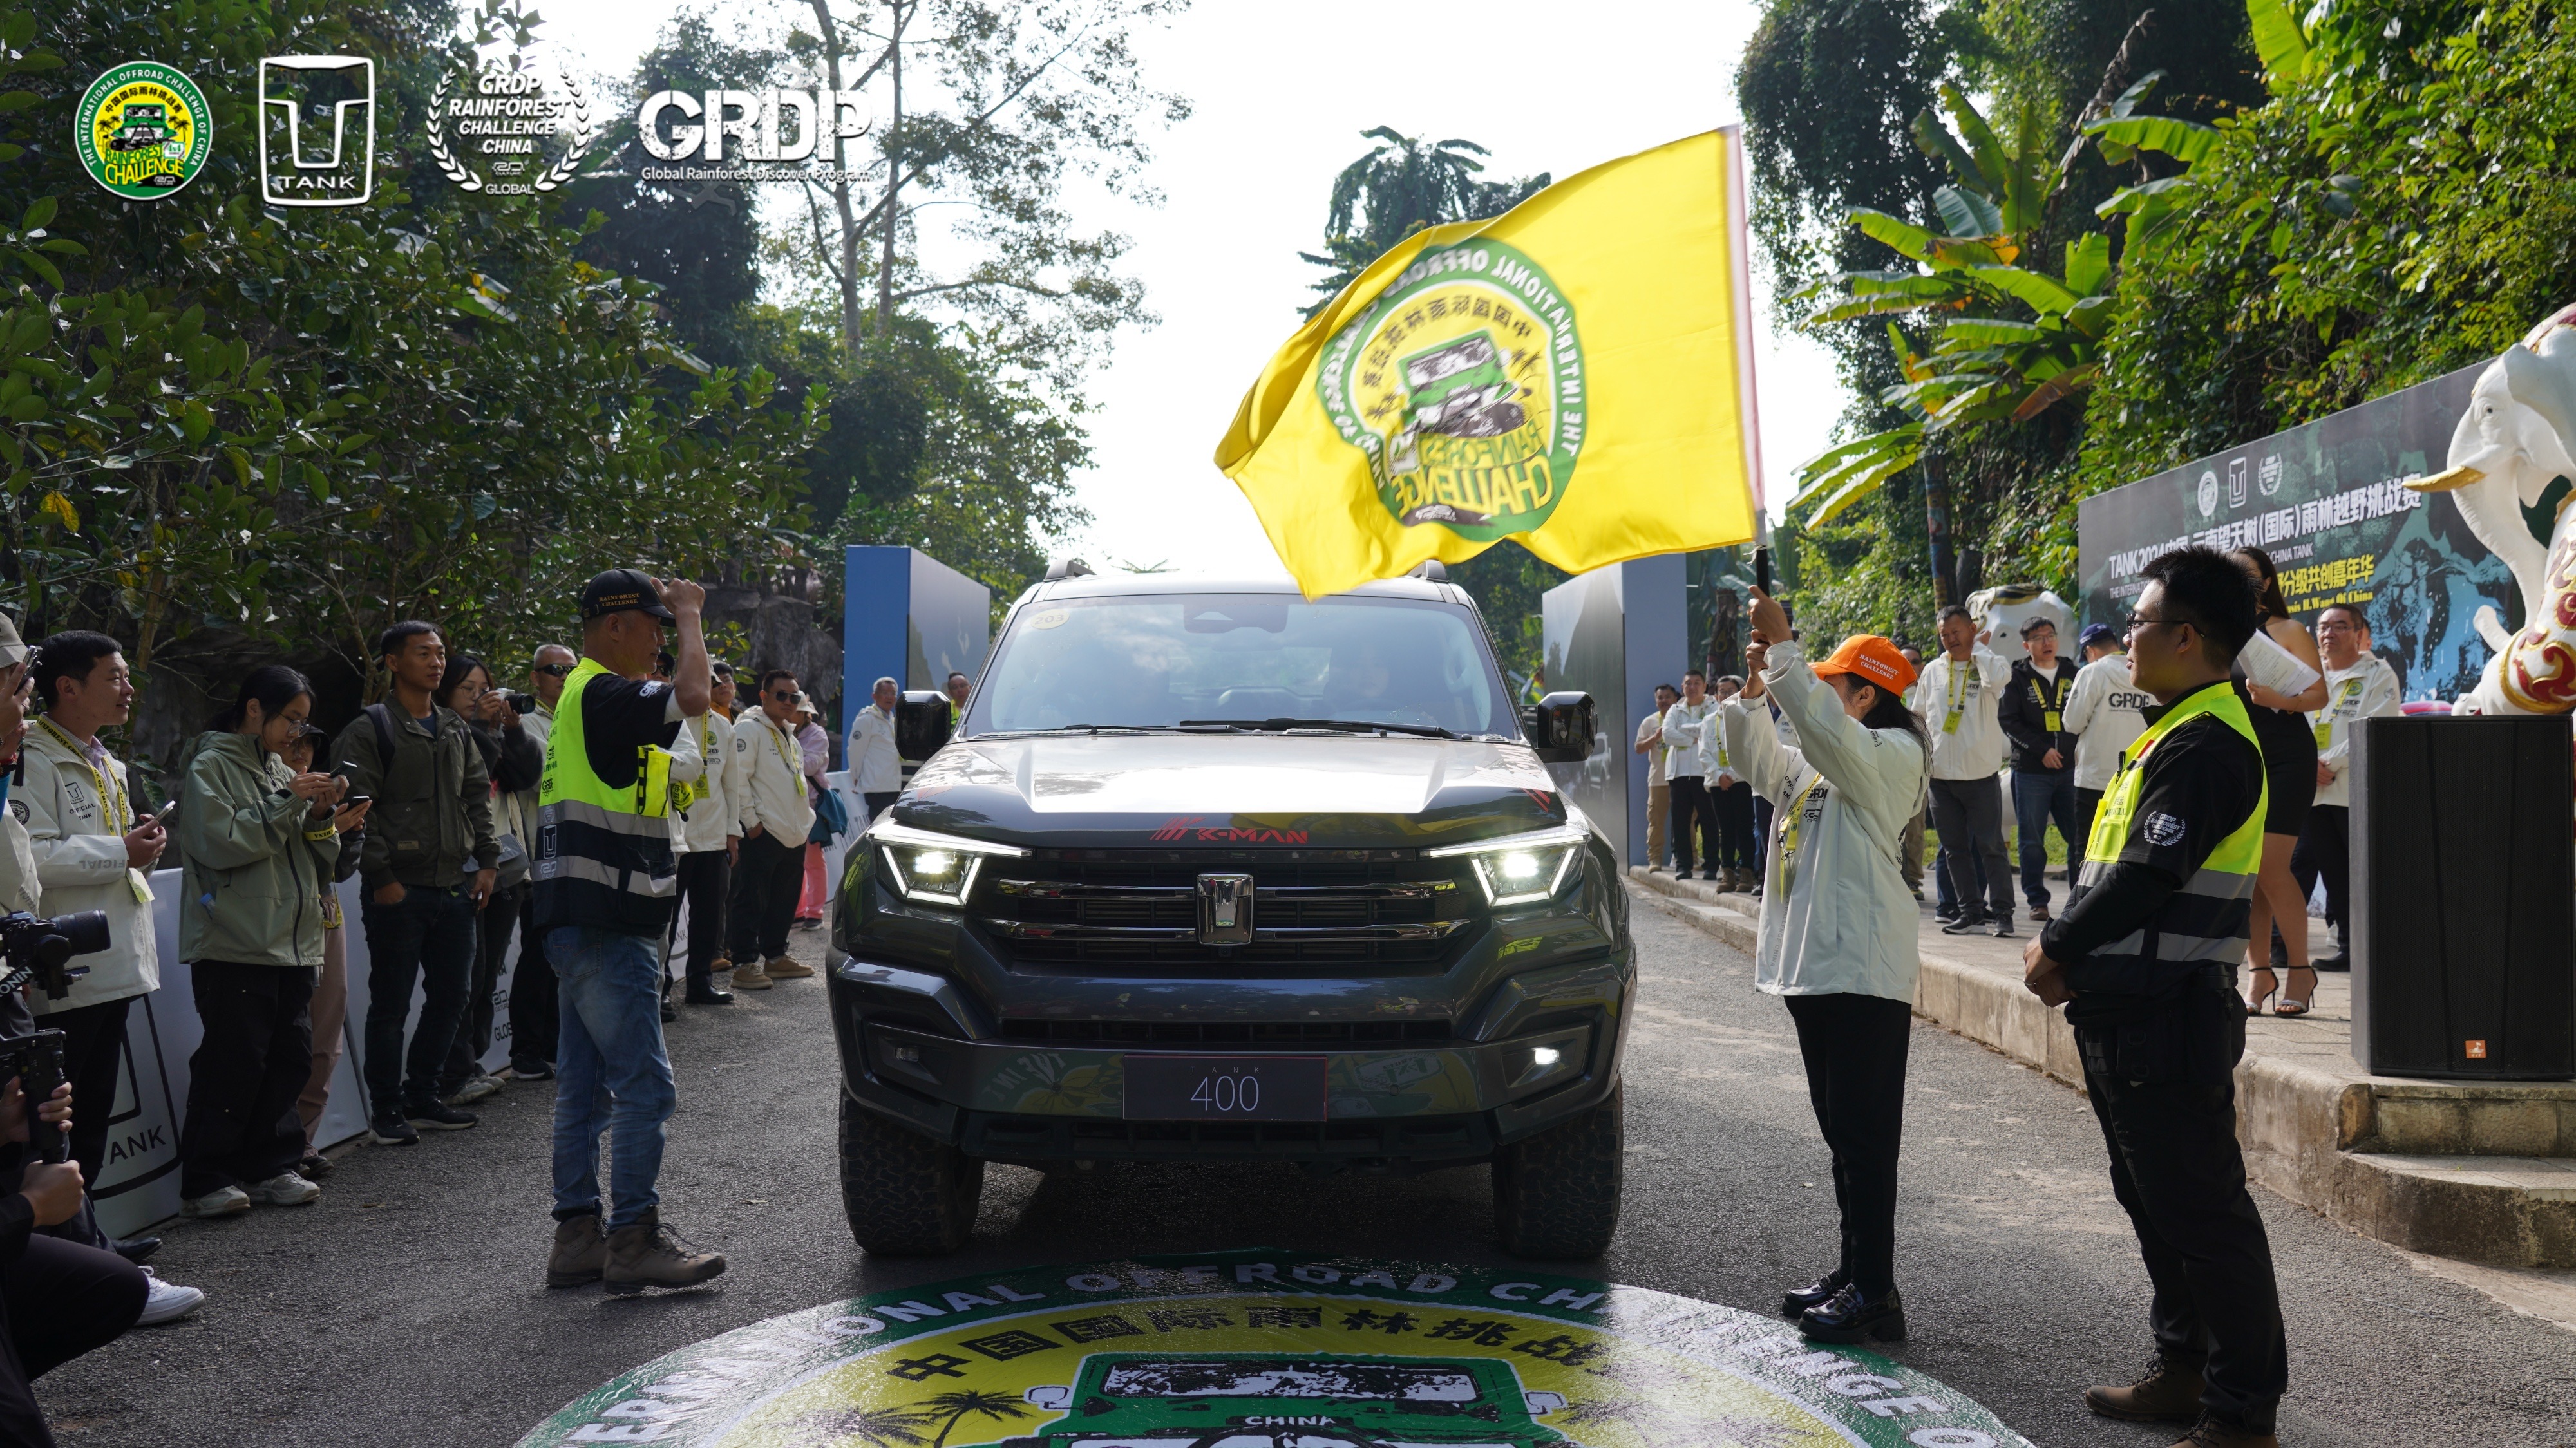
[2076,364,2514,702]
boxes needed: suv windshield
[970,593,1519,738]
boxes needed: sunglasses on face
[769,690,796,702]
[535,664,572,677]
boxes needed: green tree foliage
[10,0,820,723]
[1298,127,1549,317]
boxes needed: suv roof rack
[1043,558,1095,582]
[1407,560,1448,582]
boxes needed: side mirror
[895,690,954,760]
[1524,1391,1568,1415]
[1023,1386,1070,1411]
[1521,690,1595,764]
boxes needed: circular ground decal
[522,1250,2031,1448]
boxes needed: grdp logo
[259,55,376,208]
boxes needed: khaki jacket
[21,720,157,1013]
[175,731,339,968]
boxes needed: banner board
[2076,363,2519,701]
[1539,556,1682,868]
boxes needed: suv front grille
[998,1019,1454,1046]
[976,849,1473,971]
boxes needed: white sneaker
[179,1185,250,1218]
[246,1171,321,1207]
[444,1073,502,1106]
[134,1268,205,1326]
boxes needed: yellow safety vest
[2074,681,2268,988]
[531,659,679,931]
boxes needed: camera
[503,691,538,715]
[0,910,110,1002]
[0,1028,65,1162]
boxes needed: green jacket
[175,731,341,968]
[332,702,498,892]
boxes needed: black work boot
[546,1214,607,1288]
[2086,1352,2207,1423]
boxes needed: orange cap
[1811,634,1917,697]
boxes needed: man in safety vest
[2022,545,2286,1448]
[533,569,726,1295]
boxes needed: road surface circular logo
[519,1251,2031,1448]
[75,62,213,200]
[1315,240,1584,542]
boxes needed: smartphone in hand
[1753,545,1773,596]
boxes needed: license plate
[1122,1054,1329,1122]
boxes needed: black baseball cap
[578,569,674,623]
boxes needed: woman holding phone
[171,666,370,1218]
[1721,587,1931,1345]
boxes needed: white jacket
[2063,651,2156,791]
[667,713,743,853]
[1912,646,2013,780]
[1635,709,1668,787]
[1658,697,1722,778]
[1721,642,1928,1004]
[22,722,158,1013]
[0,804,39,916]
[846,704,902,793]
[732,710,816,842]
[2313,655,2402,808]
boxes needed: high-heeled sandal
[2244,966,2278,1016]
[2274,966,2317,1017]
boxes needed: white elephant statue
[2407,304,2576,714]
[1967,583,2072,655]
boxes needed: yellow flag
[1217,128,1763,599]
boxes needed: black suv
[826,567,1631,1257]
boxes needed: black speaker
[2351,715,2574,1079]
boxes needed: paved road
[37,902,2576,1447]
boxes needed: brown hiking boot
[2170,1414,2277,1448]
[545,1214,605,1288]
[2085,1353,2206,1424]
[602,1210,727,1295]
[764,953,815,979]
[730,959,773,990]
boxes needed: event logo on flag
[1316,240,1583,540]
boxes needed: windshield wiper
[1179,717,1461,740]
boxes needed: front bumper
[826,945,1625,1169]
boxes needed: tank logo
[1150,817,1309,844]
[1315,238,1584,541]
[518,1250,2037,1448]
[75,62,214,200]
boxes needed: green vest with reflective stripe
[2073,681,2268,992]
[531,659,679,933]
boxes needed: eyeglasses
[534,664,571,677]
[769,690,796,702]
[2123,613,2190,637]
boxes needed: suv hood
[897,733,1569,848]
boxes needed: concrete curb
[1624,870,2576,1268]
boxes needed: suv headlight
[868,820,1029,908]
[1427,825,1586,907]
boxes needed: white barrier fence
[86,771,865,1238]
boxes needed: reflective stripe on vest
[533,660,677,924]
[2074,682,2268,976]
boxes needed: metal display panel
[1539,556,1683,868]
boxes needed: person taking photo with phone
[171,666,370,1218]
[1720,589,1930,1347]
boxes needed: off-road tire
[838,1093,984,1255]
[1491,1084,1623,1259]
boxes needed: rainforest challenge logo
[518,1251,2034,1448]
[75,62,213,200]
[1316,241,1584,542]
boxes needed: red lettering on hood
[1146,816,1307,844]
[1148,816,1206,842]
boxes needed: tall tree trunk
[875,0,906,337]
[1920,447,1958,608]
[809,0,866,351]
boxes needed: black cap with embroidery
[578,569,675,623]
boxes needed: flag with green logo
[1217,129,1763,598]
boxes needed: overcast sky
[531,0,1844,578]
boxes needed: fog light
[894,1044,922,1064]
[1530,1046,1561,1067]
[1510,1031,1586,1091]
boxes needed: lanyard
[2032,666,2070,733]
[1773,770,1830,892]
[1943,658,1970,733]
[38,718,130,835]
[762,717,800,778]
[2315,675,2364,746]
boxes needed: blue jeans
[2012,768,2082,910]
[548,926,675,1228]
